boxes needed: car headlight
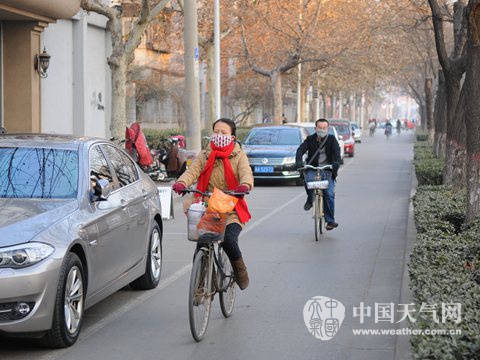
[282,157,296,165]
[0,243,55,269]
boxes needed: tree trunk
[418,101,427,132]
[110,58,128,140]
[428,0,468,187]
[425,77,434,134]
[433,70,447,157]
[443,71,466,188]
[321,93,326,118]
[465,1,480,223]
[271,70,283,124]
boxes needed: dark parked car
[242,126,309,185]
[0,134,163,347]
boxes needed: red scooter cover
[125,123,153,167]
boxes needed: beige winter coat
[176,143,254,226]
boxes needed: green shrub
[416,131,429,142]
[409,187,480,359]
[414,142,444,186]
[414,142,435,160]
[142,126,253,150]
[236,127,252,142]
[412,186,465,234]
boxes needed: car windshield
[244,128,302,145]
[0,147,79,199]
[331,124,350,135]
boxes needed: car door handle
[142,189,148,199]
[121,199,128,209]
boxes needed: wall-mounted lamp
[110,0,123,13]
[34,47,51,79]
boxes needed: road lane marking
[39,265,192,360]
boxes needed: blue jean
[304,170,336,224]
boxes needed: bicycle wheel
[218,247,236,318]
[188,249,212,342]
[314,194,323,241]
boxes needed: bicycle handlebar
[180,188,250,197]
[298,164,333,171]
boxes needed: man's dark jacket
[295,133,341,179]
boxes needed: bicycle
[181,188,248,342]
[298,164,333,241]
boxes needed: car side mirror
[338,135,344,140]
[93,178,112,201]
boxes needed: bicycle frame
[184,187,243,341]
[299,165,332,241]
[198,242,233,295]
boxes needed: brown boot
[231,257,249,290]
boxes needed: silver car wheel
[64,266,84,335]
[150,228,162,281]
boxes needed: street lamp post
[184,0,202,151]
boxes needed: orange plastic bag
[197,212,228,242]
[207,188,238,213]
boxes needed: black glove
[296,161,303,170]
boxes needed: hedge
[409,142,480,359]
[413,142,444,186]
[142,126,252,150]
[416,130,429,142]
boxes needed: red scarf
[196,142,251,223]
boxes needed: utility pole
[296,0,303,123]
[297,63,302,122]
[214,0,221,120]
[184,0,202,151]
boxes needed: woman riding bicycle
[172,118,253,290]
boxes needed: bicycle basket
[188,211,228,243]
[306,170,332,190]
[187,206,206,241]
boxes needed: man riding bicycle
[296,119,341,230]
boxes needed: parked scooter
[158,136,192,179]
[125,123,171,182]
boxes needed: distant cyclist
[396,119,402,134]
[385,120,393,138]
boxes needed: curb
[394,163,418,360]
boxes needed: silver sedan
[0,135,163,347]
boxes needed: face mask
[317,130,328,138]
[211,134,233,148]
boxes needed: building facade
[0,0,112,138]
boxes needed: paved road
[0,130,416,360]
